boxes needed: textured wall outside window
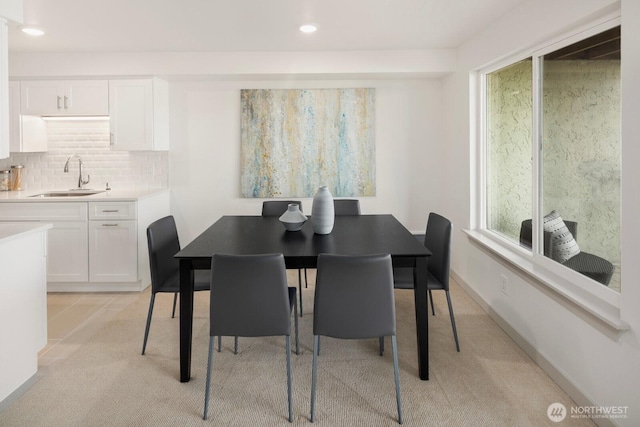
[486,59,533,243]
[542,60,621,264]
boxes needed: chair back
[314,253,395,339]
[210,253,291,338]
[333,199,361,215]
[424,213,453,291]
[147,216,181,294]
[262,201,303,216]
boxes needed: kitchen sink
[30,190,105,198]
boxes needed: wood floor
[39,292,140,370]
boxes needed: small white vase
[279,204,308,231]
[311,186,334,234]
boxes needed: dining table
[175,214,432,382]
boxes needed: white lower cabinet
[89,221,137,283]
[0,202,89,283]
[88,201,138,283]
[0,190,170,291]
[48,221,89,282]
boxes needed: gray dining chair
[393,212,459,352]
[333,199,361,216]
[262,200,306,316]
[203,253,298,422]
[311,253,402,424]
[143,215,212,355]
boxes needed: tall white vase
[311,186,334,234]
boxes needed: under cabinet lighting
[41,116,110,121]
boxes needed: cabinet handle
[57,96,62,109]
[64,96,69,109]
[110,133,114,146]
[102,224,119,227]
[102,209,119,212]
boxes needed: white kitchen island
[0,222,51,406]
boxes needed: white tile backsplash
[0,120,168,191]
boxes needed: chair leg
[294,293,300,355]
[234,336,239,354]
[445,291,461,352]
[391,336,403,424]
[286,336,293,423]
[429,289,435,316]
[298,269,303,317]
[310,335,319,422]
[203,337,215,420]
[217,335,221,352]
[379,336,384,356]
[304,268,308,288]
[171,292,178,318]
[141,294,156,355]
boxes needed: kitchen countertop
[0,222,53,244]
[0,188,169,202]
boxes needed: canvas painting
[240,88,376,198]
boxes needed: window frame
[471,13,625,329]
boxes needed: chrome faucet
[64,154,90,189]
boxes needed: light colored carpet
[0,272,592,426]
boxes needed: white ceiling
[8,0,527,53]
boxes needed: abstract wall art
[240,88,376,198]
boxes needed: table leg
[179,259,194,382]
[414,256,429,380]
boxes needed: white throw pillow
[543,210,580,263]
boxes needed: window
[485,58,532,245]
[482,23,621,292]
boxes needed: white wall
[443,0,640,425]
[168,78,444,243]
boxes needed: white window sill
[464,229,629,332]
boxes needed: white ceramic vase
[279,204,308,231]
[311,186,334,234]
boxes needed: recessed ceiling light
[21,26,45,36]
[299,24,317,34]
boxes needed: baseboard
[47,281,150,292]
[0,372,40,413]
[451,270,617,427]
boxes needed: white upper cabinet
[109,78,169,151]
[9,81,47,152]
[20,80,109,116]
[0,20,9,159]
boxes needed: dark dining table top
[176,214,431,268]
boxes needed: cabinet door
[21,80,108,116]
[20,80,65,115]
[10,81,48,153]
[65,80,109,115]
[109,79,153,151]
[109,78,168,151]
[89,220,137,282]
[8,80,20,152]
[47,221,89,282]
[0,22,8,159]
